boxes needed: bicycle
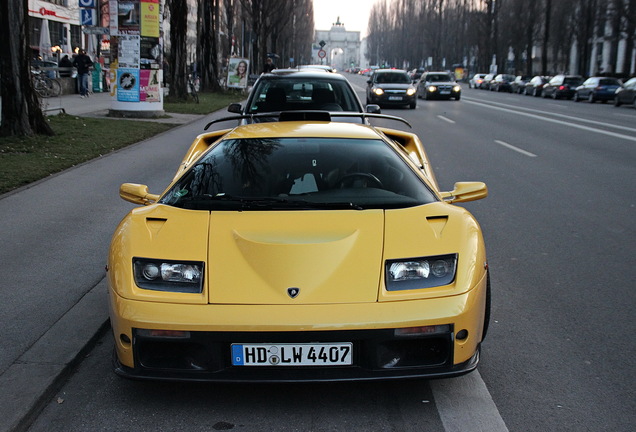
[32,68,62,98]
[187,73,200,103]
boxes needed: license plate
[231,343,352,366]
[440,90,451,94]
[388,96,402,101]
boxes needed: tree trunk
[168,0,189,99]
[0,0,53,137]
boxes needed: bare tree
[165,0,189,99]
[0,0,53,137]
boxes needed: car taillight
[559,85,566,90]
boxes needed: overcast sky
[313,0,383,36]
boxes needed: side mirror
[440,182,488,203]
[228,103,242,114]
[367,79,372,85]
[366,104,381,114]
[119,183,159,205]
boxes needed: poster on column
[140,69,160,102]
[117,0,141,35]
[117,68,140,102]
[118,34,140,68]
[141,0,160,37]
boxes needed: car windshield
[374,73,411,84]
[247,77,361,114]
[427,74,452,82]
[160,137,437,211]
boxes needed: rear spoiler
[204,111,411,130]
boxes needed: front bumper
[109,279,487,382]
[113,328,481,382]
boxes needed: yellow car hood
[208,211,384,304]
[114,203,483,305]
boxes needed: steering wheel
[335,173,384,189]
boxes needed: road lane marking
[462,97,636,137]
[437,115,456,124]
[494,140,537,157]
[432,370,509,432]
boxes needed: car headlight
[373,88,384,96]
[427,85,437,92]
[406,88,416,96]
[453,85,461,92]
[385,254,457,291]
[133,258,204,293]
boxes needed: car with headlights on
[417,72,461,100]
[228,69,380,123]
[107,111,490,382]
[366,69,417,109]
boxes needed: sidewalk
[38,91,203,124]
[0,93,209,432]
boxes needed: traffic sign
[318,49,326,59]
[79,0,96,7]
[80,9,96,26]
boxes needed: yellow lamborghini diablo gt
[107,112,489,382]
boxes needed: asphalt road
[8,78,636,432]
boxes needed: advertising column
[108,0,163,117]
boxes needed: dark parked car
[573,77,621,103]
[417,71,461,100]
[366,69,417,109]
[489,74,515,92]
[469,73,487,89]
[524,76,551,96]
[614,77,636,109]
[542,75,583,99]
[228,69,379,122]
[481,73,495,89]
[511,75,531,94]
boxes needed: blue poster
[117,68,140,102]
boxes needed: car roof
[257,69,349,80]
[375,68,407,73]
[221,121,383,141]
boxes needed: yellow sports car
[108,112,489,381]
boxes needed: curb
[0,279,110,432]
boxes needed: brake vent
[426,216,448,239]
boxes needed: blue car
[574,77,622,103]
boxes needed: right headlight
[133,258,204,293]
[385,254,457,291]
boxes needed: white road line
[462,97,636,136]
[437,115,456,124]
[432,370,509,432]
[494,140,537,157]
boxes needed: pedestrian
[58,55,72,77]
[263,57,275,73]
[72,49,93,98]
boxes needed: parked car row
[469,72,636,108]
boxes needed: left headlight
[133,258,204,293]
[453,85,461,92]
[427,85,438,92]
[373,87,385,96]
[406,88,417,96]
[385,254,457,291]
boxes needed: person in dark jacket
[72,50,93,97]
